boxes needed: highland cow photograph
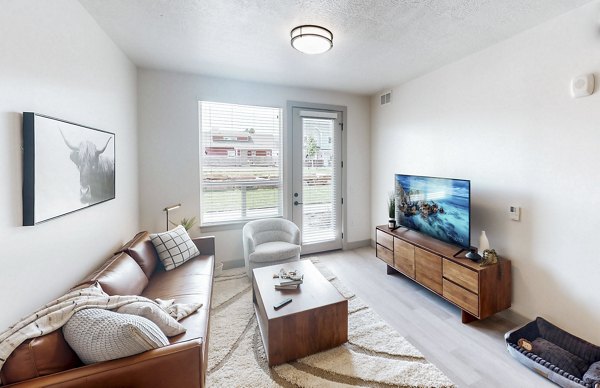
[23,113,115,225]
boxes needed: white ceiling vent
[380,90,392,106]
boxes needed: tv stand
[376,225,511,323]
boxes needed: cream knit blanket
[0,285,201,381]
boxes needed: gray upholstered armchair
[242,218,301,279]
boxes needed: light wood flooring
[314,247,555,388]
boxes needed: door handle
[294,201,303,206]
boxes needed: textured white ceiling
[80,0,593,95]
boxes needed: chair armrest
[242,226,256,256]
[245,237,256,255]
[192,236,215,256]
[4,340,205,388]
[290,227,300,246]
[283,220,301,245]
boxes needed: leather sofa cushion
[0,330,82,385]
[74,252,148,296]
[141,255,213,344]
[117,231,159,279]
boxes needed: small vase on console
[387,192,396,229]
[466,230,490,262]
[479,231,490,255]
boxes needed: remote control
[273,298,292,310]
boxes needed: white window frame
[199,101,283,227]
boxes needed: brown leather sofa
[0,232,215,388]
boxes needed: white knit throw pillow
[116,302,186,336]
[149,225,200,271]
[63,309,169,364]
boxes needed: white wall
[0,0,138,331]
[371,1,600,343]
[138,70,371,264]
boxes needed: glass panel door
[291,107,342,254]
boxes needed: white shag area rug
[207,259,455,388]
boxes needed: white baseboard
[219,239,372,269]
[343,239,371,250]
[221,258,245,270]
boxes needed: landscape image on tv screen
[395,174,470,248]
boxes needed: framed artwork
[22,113,115,225]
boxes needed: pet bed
[505,317,600,388]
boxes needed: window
[199,101,282,225]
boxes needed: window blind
[199,101,283,225]
[301,116,338,244]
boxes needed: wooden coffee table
[252,259,348,366]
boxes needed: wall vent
[380,90,392,105]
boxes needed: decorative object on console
[149,225,200,271]
[163,203,181,231]
[22,112,115,226]
[388,192,396,229]
[479,230,490,254]
[465,247,482,262]
[479,249,498,266]
[467,230,491,262]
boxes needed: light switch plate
[509,206,521,221]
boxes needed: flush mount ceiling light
[290,25,333,55]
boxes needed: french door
[291,107,343,254]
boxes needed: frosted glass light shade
[290,25,333,55]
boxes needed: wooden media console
[376,225,512,323]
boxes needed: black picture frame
[22,113,116,226]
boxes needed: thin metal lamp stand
[163,204,181,231]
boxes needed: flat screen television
[395,174,470,249]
